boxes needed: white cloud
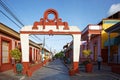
[108,3,120,16]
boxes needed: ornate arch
[20,9,81,76]
[32,8,69,30]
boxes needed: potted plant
[82,49,93,72]
[10,48,22,74]
[10,48,22,62]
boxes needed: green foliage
[82,49,92,58]
[10,48,22,62]
[82,49,92,65]
[54,51,64,58]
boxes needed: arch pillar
[72,34,81,74]
[20,34,29,74]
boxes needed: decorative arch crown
[32,9,69,30]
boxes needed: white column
[20,34,29,62]
[73,34,81,62]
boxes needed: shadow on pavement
[0,72,18,80]
[43,66,68,74]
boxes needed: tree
[10,48,22,62]
[54,51,64,59]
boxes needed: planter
[85,63,93,72]
[69,69,75,76]
[27,70,32,77]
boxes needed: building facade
[0,23,51,72]
[81,24,101,62]
[0,23,20,72]
[63,11,120,65]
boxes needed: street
[0,59,120,80]
[26,59,71,80]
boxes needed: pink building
[81,24,101,61]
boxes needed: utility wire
[0,10,21,29]
[0,0,24,26]
[0,10,42,41]
[32,35,42,41]
[0,0,42,41]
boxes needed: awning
[104,37,120,46]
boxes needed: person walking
[97,55,103,70]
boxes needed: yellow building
[101,19,120,49]
[98,11,120,63]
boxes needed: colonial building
[81,24,101,61]
[0,23,20,72]
[105,22,120,64]
[0,23,51,72]
[63,11,120,65]
[98,11,120,63]
[104,22,120,74]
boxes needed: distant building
[63,42,73,63]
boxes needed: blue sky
[0,0,120,53]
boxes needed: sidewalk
[0,60,120,80]
[70,64,120,80]
[0,69,27,80]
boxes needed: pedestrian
[97,55,103,70]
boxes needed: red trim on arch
[32,9,69,30]
[20,31,81,35]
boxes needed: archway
[20,9,81,75]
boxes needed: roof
[98,11,120,25]
[105,22,120,33]
[0,23,20,39]
[0,23,50,52]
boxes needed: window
[2,41,9,63]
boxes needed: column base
[69,69,75,76]
[73,62,80,73]
[22,62,29,74]
[69,62,80,76]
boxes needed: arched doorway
[20,9,81,75]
